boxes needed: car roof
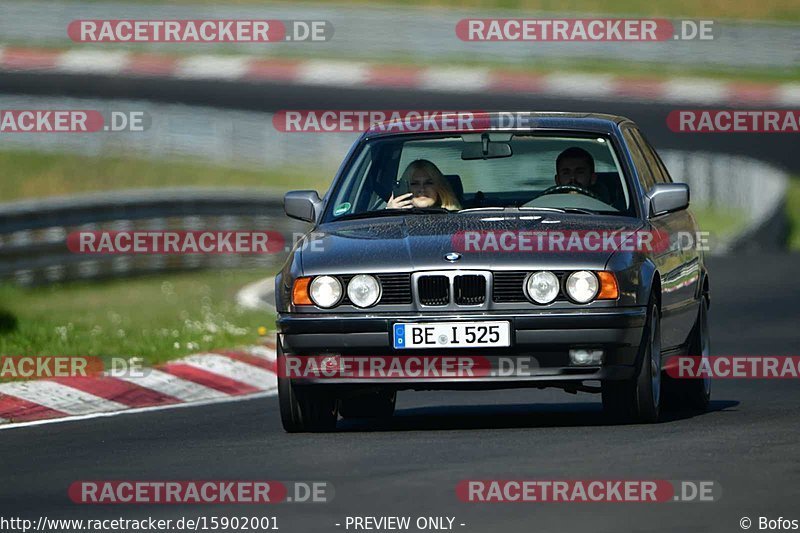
[363,111,634,138]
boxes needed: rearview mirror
[461,141,512,160]
[648,183,689,217]
[284,190,322,223]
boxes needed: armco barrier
[659,150,789,254]
[0,188,309,285]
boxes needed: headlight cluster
[308,275,342,308]
[565,271,599,303]
[525,271,560,304]
[295,274,381,308]
[524,270,617,304]
[346,274,381,308]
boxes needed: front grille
[417,275,449,306]
[454,275,486,305]
[492,271,528,302]
[340,273,411,305]
[376,273,412,304]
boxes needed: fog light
[569,349,604,366]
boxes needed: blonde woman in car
[386,159,461,210]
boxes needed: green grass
[0,269,276,368]
[0,150,304,372]
[70,0,800,22]
[0,150,333,202]
[373,53,800,84]
[240,46,800,83]
[489,57,800,84]
[0,151,312,370]
[787,178,800,251]
[691,206,749,240]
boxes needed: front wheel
[602,296,662,423]
[277,341,338,433]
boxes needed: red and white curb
[1,46,799,107]
[0,342,278,429]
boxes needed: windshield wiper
[335,207,451,221]
[457,207,508,213]
[458,206,598,215]
[519,206,597,215]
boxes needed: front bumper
[278,307,646,386]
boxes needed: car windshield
[324,133,633,222]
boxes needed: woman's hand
[386,192,414,209]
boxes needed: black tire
[339,389,397,419]
[665,296,711,411]
[602,294,662,423]
[277,341,338,433]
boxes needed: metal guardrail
[659,150,789,254]
[0,188,309,285]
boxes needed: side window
[632,130,671,184]
[642,135,674,183]
[329,143,374,216]
[622,128,656,192]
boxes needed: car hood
[300,213,645,274]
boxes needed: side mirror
[284,190,322,223]
[648,183,689,217]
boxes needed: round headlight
[525,271,560,304]
[309,275,343,308]
[347,274,381,308]
[566,271,599,303]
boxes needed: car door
[622,126,696,351]
[637,131,703,347]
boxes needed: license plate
[393,321,511,349]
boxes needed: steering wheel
[536,184,599,201]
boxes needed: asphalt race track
[1,253,798,532]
